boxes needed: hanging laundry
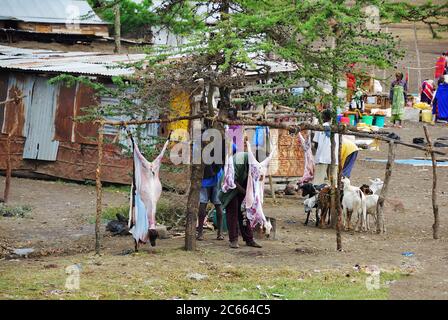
[222,126,237,193]
[227,125,244,153]
[298,132,314,185]
[244,141,276,229]
[128,138,170,247]
[253,126,268,147]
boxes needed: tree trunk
[336,128,343,250]
[329,132,337,228]
[423,126,439,239]
[376,141,395,233]
[114,4,121,54]
[95,124,104,255]
[184,103,204,251]
[184,162,204,251]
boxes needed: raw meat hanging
[128,136,169,247]
[244,140,276,229]
[298,132,314,185]
[222,126,236,193]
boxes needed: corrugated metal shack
[0,44,309,187]
[0,45,148,184]
[0,0,109,40]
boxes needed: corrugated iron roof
[0,0,107,25]
[0,45,147,77]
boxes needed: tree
[62,0,447,251]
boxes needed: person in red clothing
[435,52,448,80]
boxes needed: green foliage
[0,204,32,218]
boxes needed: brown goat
[318,186,332,228]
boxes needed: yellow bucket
[421,110,432,123]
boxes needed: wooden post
[3,133,12,203]
[95,123,104,255]
[336,128,343,251]
[113,3,121,54]
[423,126,439,239]
[329,131,337,228]
[376,141,396,233]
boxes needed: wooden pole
[376,141,396,233]
[3,134,12,203]
[99,114,204,126]
[184,116,203,251]
[423,126,439,239]
[113,3,121,54]
[95,123,104,255]
[212,118,446,156]
[329,132,337,228]
[336,129,343,250]
[99,115,446,156]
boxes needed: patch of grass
[0,204,32,218]
[103,185,131,194]
[89,197,185,226]
[0,250,404,300]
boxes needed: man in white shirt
[312,109,339,185]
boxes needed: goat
[364,194,379,230]
[299,183,327,226]
[303,195,319,226]
[318,185,332,228]
[360,179,384,231]
[341,177,367,232]
[369,178,384,195]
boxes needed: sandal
[216,235,225,241]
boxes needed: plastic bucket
[374,115,385,128]
[348,114,356,126]
[340,117,350,124]
[210,209,228,232]
[422,110,432,123]
[361,115,374,126]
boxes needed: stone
[186,273,208,281]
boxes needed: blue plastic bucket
[374,115,385,128]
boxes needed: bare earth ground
[0,121,447,299]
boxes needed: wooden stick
[211,118,446,155]
[3,123,18,204]
[329,131,337,229]
[423,126,439,239]
[95,122,104,255]
[3,134,12,203]
[376,141,396,234]
[97,114,445,156]
[98,114,204,126]
[0,95,26,106]
[336,129,343,251]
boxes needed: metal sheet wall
[22,76,59,160]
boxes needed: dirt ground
[1,121,447,299]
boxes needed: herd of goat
[299,177,384,232]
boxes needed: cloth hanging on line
[128,137,170,244]
[298,132,314,185]
[244,140,276,229]
[253,126,268,147]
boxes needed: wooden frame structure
[88,114,445,254]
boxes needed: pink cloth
[298,132,314,185]
[244,141,276,228]
[227,125,244,153]
[128,139,169,243]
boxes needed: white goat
[303,195,319,226]
[342,177,367,231]
[364,194,379,230]
[369,178,384,195]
